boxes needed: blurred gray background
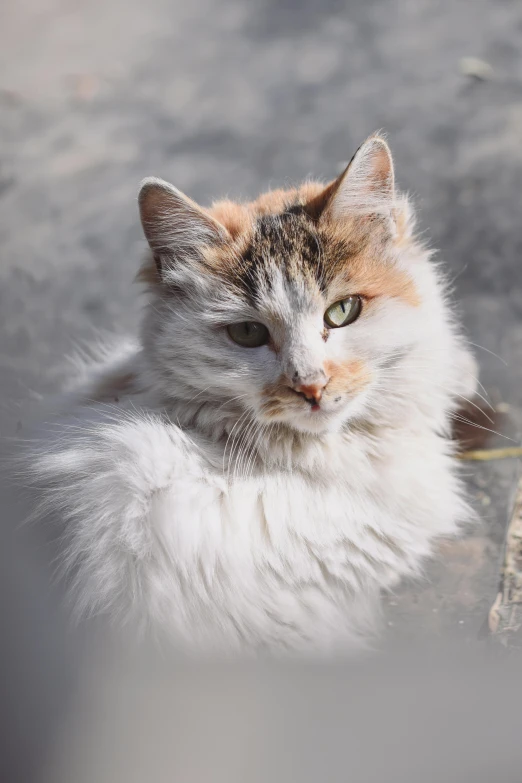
[2,0,522,414]
[1,0,522,779]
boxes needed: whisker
[240,421,261,481]
[376,365,496,412]
[215,393,249,413]
[450,392,494,425]
[229,411,257,482]
[223,407,251,480]
[235,416,261,480]
[466,342,508,367]
[185,386,212,405]
[450,413,515,443]
[245,420,270,481]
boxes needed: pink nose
[293,380,328,404]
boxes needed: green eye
[227,321,270,348]
[324,296,362,328]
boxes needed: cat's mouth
[257,389,348,434]
[258,360,372,431]
[289,387,322,412]
[256,371,375,434]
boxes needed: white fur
[29,147,478,656]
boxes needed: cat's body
[31,136,477,654]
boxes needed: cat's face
[138,136,442,436]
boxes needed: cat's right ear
[314,135,396,223]
[138,178,229,280]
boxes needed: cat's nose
[289,373,330,406]
[294,381,327,404]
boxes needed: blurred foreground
[1,492,522,783]
[45,643,522,783]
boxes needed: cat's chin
[270,396,370,436]
[272,408,349,436]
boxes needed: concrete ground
[1,0,522,646]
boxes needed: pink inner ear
[367,141,394,193]
[139,184,168,226]
[321,137,396,221]
[139,179,230,254]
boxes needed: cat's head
[137,135,451,437]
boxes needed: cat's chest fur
[157,429,460,620]
[36,409,465,653]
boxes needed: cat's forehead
[249,208,318,263]
[209,200,379,308]
[239,209,326,303]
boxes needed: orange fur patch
[318,209,421,307]
[208,183,327,237]
[325,247,420,307]
[324,359,372,397]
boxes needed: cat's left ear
[320,134,395,222]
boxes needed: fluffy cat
[31,134,478,654]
